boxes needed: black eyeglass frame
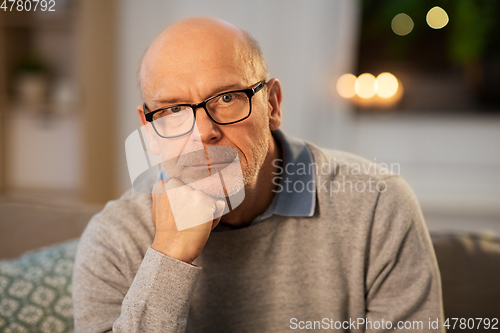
[143,80,266,139]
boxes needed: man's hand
[151,179,225,264]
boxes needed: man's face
[140,23,271,198]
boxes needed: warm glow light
[391,13,414,36]
[355,73,377,99]
[376,73,399,98]
[426,6,449,29]
[336,73,357,98]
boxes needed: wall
[354,113,500,233]
[7,112,81,190]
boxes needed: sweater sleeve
[364,176,445,333]
[112,248,201,332]
[72,215,201,332]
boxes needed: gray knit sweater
[72,143,445,332]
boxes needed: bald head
[138,17,268,101]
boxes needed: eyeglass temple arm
[252,81,265,94]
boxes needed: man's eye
[170,106,182,113]
[220,94,234,103]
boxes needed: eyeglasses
[143,80,265,138]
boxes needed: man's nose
[193,107,221,143]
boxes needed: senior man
[73,17,445,332]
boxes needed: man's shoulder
[305,141,399,182]
[303,141,420,213]
[94,188,151,225]
[79,188,153,250]
[301,141,423,231]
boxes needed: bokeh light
[391,13,414,36]
[376,72,399,98]
[426,6,449,29]
[336,73,357,98]
[355,73,378,99]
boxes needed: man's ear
[266,78,282,131]
[137,104,160,155]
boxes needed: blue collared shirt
[251,129,316,224]
[214,129,316,231]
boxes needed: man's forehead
[150,71,251,105]
[143,42,245,76]
[140,17,254,102]
[142,55,252,104]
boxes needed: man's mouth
[208,161,233,170]
[185,161,233,171]
[164,146,239,178]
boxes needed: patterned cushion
[0,239,78,333]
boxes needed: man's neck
[221,133,281,228]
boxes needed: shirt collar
[251,129,316,223]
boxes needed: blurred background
[1,0,499,258]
